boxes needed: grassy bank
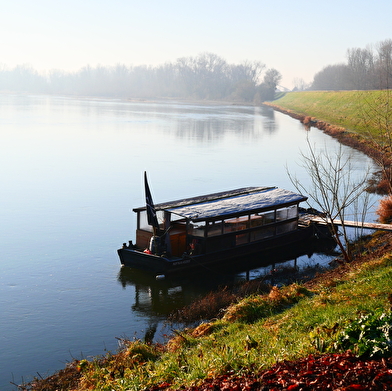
[268,90,392,138]
[24,234,392,390]
[266,91,392,194]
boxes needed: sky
[1,0,392,89]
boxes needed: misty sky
[2,0,391,88]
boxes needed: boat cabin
[132,186,307,258]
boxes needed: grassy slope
[268,90,392,138]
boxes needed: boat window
[190,222,206,237]
[276,207,288,221]
[139,210,165,231]
[170,213,184,222]
[207,220,223,236]
[260,211,275,224]
[224,216,250,233]
[139,211,151,231]
[276,205,298,221]
[287,205,298,218]
[250,214,264,227]
[250,227,275,241]
[276,221,297,234]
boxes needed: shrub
[334,309,392,358]
[376,196,392,223]
[376,178,392,195]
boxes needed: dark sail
[144,172,159,229]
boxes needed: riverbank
[21,232,392,390]
[265,90,392,194]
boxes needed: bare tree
[288,139,371,262]
[292,77,310,91]
[358,90,392,194]
[263,68,282,89]
[376,39,392,89]
[256,68,282,101]
[311,63,351,90]
[175,52,231,99]
[347,46,375,89]
[229,61,266,101]
[310,39,392,91]
[229,60,265,85]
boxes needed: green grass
[68,253,392,390]
[270,90,392,139]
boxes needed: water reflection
[255,105,277,134]
[171,105,278,142]
[25,96,277,143]
[118,268,207,316]
[117,235,337,321]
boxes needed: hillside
[268,90,392,138]
[266,91,392,195]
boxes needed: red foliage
[376,196,392,223]
[302,116,312,125]
[147,351,392,391]
[376,179,392,195]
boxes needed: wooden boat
[118,173,320,276]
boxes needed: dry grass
[168,280,270,324]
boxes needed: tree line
[0,52,281,102]
[310,39,392,90]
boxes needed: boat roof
[134,187,307,222]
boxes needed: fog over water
[0,94,379,390]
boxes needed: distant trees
[347,47,375,89]
[229,60,266,101]
[310,39,392,91]
[0,53,280,103]
[256,69,282,102]
[292,78,310,91]
[176,52,233,99]
[312,64,352,90]
[0,64,47,92]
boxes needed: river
[0,94,379,389]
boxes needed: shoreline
[263,101,386,193]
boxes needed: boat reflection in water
[117,234,336,342]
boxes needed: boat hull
[118,225,317,275]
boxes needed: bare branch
[288,138,371,262]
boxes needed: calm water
[0,95,378,389]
